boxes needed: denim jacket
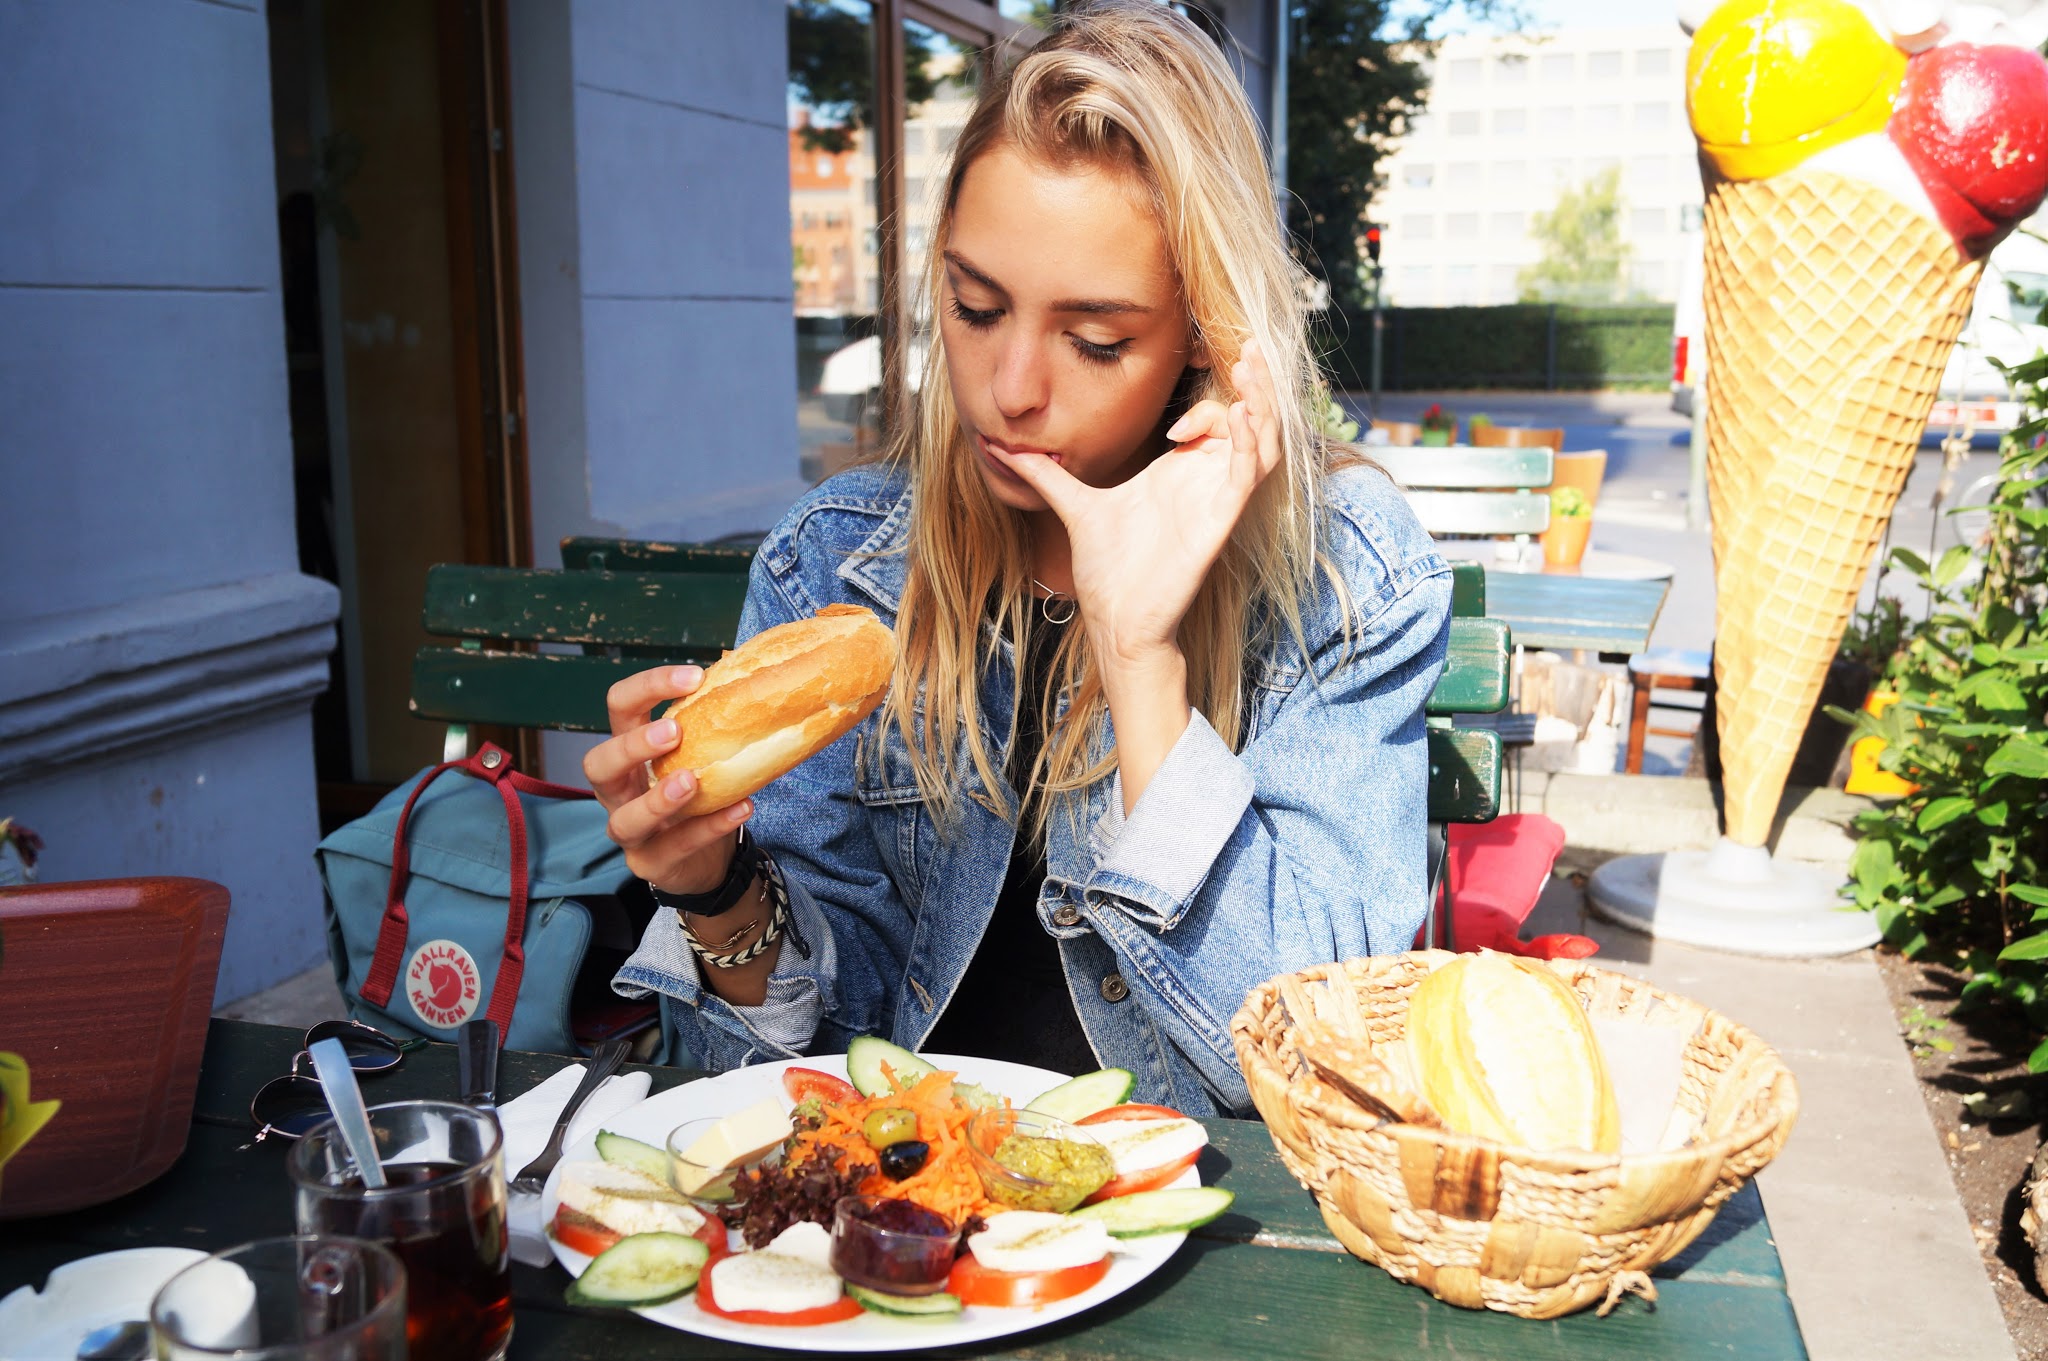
[615,460,1452,1116]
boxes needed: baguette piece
[652,604,896,816]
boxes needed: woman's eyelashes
[945,297,1132,367]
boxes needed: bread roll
[652,603,896,816]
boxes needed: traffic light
[1365,224,1383,264]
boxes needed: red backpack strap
[358,743,596,1019]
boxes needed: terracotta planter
[1543,514,1593,567]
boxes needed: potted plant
[1418,403,1457,447]
[0,819,39,888]
[1543,486,1593,568]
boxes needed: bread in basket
[1230,951,1799,1320]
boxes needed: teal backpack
[316,743,650,1055]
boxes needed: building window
[1636,47,1671,77]
[1632,207,1667,236]
[1447,161,1482,189]
[1401,213,1436,240]
[1398,265,1434,303]
[1447,57,1482,85]
[1589,50,1623,78]
[1494,108,1527,136]
[1445,264,1478,304]
[1630,154,1669,187]
[1447,110,1481,136]
[905,126,926,157]
[1546,157,1575,184]
[1540,53,1574,82]
[1633,102,1670,132]
[1446,211,1479,239]
[1491,159,1526,190]
[1496,54,1528,84]
[1631,259,1670,297]
[1490,211,1524,238]
[1406,111,1433,138]
[1490,263,1521,301]
[1540,105,1573,137]
[1584,103,1622,134]
[1405,162,1435,189]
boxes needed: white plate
[0,1246,206,1361]
[542,1054,1198,1353]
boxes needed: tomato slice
[1077,1103,1187,1124]
[549,1207,620,1258]
[695,1215,731,1261]
[782,1066,859,1107]
[1082,1151,1202,1205]
[697,1265,863,1326]
[946,1253,1111,1308]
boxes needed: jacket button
[1052,904,1081,928]
[1099,973,1129,1003]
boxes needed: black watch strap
[648,826,758,916]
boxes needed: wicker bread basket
[1230,951,1799,1320]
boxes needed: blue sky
[1448,0,1681,33]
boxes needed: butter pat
[671,1099,792,1194]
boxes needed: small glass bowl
[963,1107,1114,1213]
[666,1117,782,1211]
[829,1194,959,1296]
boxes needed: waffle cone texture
[1232,953,1799,1320]
[1701,169,1982,847]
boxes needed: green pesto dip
[989,1133,1114,1211]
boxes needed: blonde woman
[587,0,1450,1114]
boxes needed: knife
[459,1018,500,1113]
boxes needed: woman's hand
[584,666,753,893]
[996,342,1284,670]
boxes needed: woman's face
[939,142,1202,515]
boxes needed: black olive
[877,1139,931,1180]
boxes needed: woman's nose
[991,334,1049,421]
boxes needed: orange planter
[1543,515,1592,568]
[1846,689,1919,796]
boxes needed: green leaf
[2012,884,2048,907]
[1852,836,1900,892]
[1987,737,2048,780]
[1890,547,1932,577]
[1998,933,2048,962]
[2005,644,2048,663]
[1980,801,2011,827]
[1918,796,1976,832]
[1977,678,2028,711]
[1935,545,1974,587]
[2027,1037,2048,1074]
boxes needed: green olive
[863,1107,919,1149]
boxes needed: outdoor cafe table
[1483,569,1671,658]
[1,1019,1805,1359]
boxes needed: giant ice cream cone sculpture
[1686,0,2048,846]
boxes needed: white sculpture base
[1586,838,1880,958]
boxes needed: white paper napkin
[500,1065,653,1266]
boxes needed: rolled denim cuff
[1086,711,1255,931]
[612,867,837,1064]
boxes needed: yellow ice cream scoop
[1687,0,1907,180]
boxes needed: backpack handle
[357,743,594,1038]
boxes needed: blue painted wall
[0,0,339,1003]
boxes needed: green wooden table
[2,1021,1805,1359]
[1483,571,1671,657]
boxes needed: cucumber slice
[1022,1068,1135,1122]
[846,1035,939,1097]
[1068,1187,1235,1238]
[595,1129,672,1187]
[846,1284,964,1317]
[564,1231,709,1308]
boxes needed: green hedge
[1316,303,1676,392]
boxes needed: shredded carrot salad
[785,1064,1005,1224]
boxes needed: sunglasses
[249,1020,424,1143]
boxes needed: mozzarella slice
[968,1211,1112,1274]
[707,1222,843,1314]
[558,1160,706,1238]
[1089,1118,1208,1176]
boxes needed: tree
[789,0,943,154]
[1516,165,1632,304]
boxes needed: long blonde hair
[881,0,1339,832]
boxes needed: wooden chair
[1372,445,1554,541]
[1470,424,1565,450]
[1625,647,1713,774]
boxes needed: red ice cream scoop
[1890,42,2048,257]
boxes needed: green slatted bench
[411,544,1511,947]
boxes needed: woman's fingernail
[650,719,678,746]
[672,665,701,689]
[662,775,689,801]
[727,801,751,823]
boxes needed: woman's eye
[948,299,1001,329]
[1071,336,1131,366]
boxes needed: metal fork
[508,1036,632,1195]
